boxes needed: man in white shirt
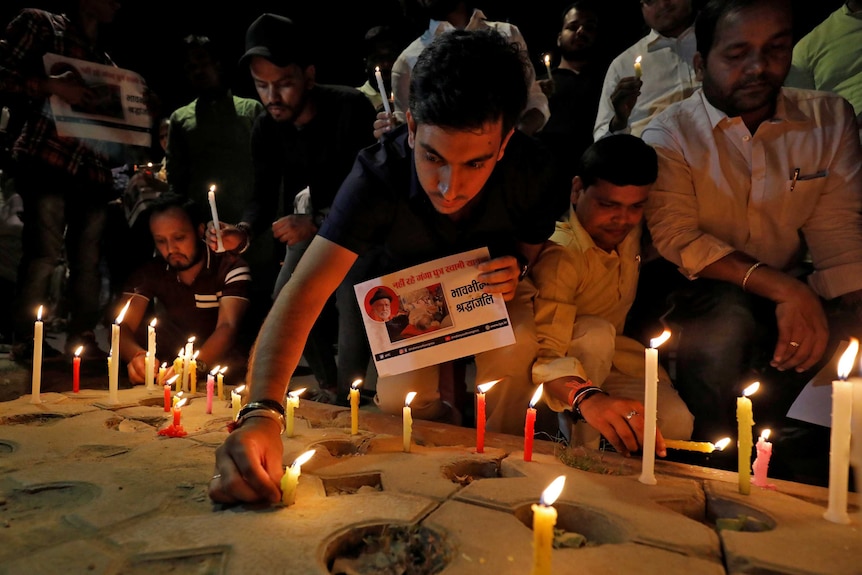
[593,0,699,139]
[638,0,862,447]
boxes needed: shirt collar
[701,87,810,130]
[646,24,694,52]
[564,207,599,253]
[429,8,488,36]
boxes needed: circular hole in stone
[0,440,18,454]
[6,481,100,519]
[558,446,635,476]
[442,458,500,486]
[314,439,365,458]
[2,413,66,426]
[324,523,453,575]
[514,503,630,548]
[707,497,776,532]
[138,397,166,408]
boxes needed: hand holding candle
[207,185,225,252]
[285,387,306,438]
[524,384,544,462]
[634,55,643,78]
[752,429,773,488]
[475,380,498,453]
[403,391,416,453]
[350,379,362,435]
[531,475,566,575]
[31,306,44,404]
[374,66,392,115]
[543,53,552,79]
[824,339,857,524]
[737,381,760,495]
[281,449,316,506]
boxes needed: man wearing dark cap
[368,288,393,322]
[211,13,378,403]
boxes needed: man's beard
[168,245,203,271]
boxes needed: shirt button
[742,135,750,141]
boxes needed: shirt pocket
[782,171,827,227]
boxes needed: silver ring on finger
[625,410,638,421]
[789,341,800,348]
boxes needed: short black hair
[578,134,657,188]
[695,0,790,60]
[146,192,204,229]
[561,0,601,20]
[409,29,528,135]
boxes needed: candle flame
[187,336,196,344]
[177,347,185,358]
[209,184,216,193]
[650,329,671,349]
[543,53,551,66]
[219,366,228,374]
[74,345,84,357]
[147,162,153,168]
[210,365,221,375]
[192,350,199,360]
[149,317,157,327]
[405,391,417,407]
[760,429,771,441]
[540,475,566,506]
[375,65,381,73]
[837,338,858,380]
[289,387,307,398]
[351,379,363,389]
[635,55,642,65]
[234,384,246,395]
[742,381,760,397]
[175,397,187,409]
[161,362,168,368]
[714,437,731,451]
[37,305,43,320]
[167,374,179,385]
[477,380,499,394]
[292,449,316,469]
[529,383,544,408]
[116,298,132,323]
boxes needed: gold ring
[789,341,800,348]
[211,474,222,481]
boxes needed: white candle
[824,339,857,524]
[374,66,392,115]
[182,337,194,393]
[634,55,643,78]
[109,299,132,405]
[285,387,306,438]
[403,391,416,453]
[145,318,157,391]
[281,449,315,506]
[207,184,225,252]
[851,368,862,497]
[30,306,43,404]
[543,53,552,79]
[531,475,566,575]
[640,329,670,485]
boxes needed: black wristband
[237,398,286,419]
[572,386,607,422]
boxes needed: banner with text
[354,247,515,377]
[43,54,151,147]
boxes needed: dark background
[0,0,846,149]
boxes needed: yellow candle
[285,388,306,438]
[281,449,315,506]
[145,318,157,391]
[173,348,184,392]
[350,379,362,435]
[31,306,43,404]
[189,351,199,394]
[543,53,552,79]
[531,475,566,575]
[403,391,416,453]
[217,366,227,400]
[641,330,670,485]
[824,339,858,524]
[158,362,167,386]
[665,439,730,453]
[634,55,643,78]
[231,384,246,420]
[737,381,759,495]
[172,390,183,408]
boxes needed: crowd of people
[0,0,860,501]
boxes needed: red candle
[172,397,187,427]
[475,380,498,453]
[72,346,83,393]
[163,381,171,412]
[524,384,544,462]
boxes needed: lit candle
[285,387,306,438]
[164,374,178,412]
[281,449,316,506]
[31,306,43,404]
[641,329,671,485]
[737,381,760,495]
[189,350,199,394]
[217,366,227,400]
[145,318,157,391]
[173,348,184,392]
[172,390,184,408]
[374,66,392,115]
[158,362,167,386]
[403,391,417,453]
[109,299,132,405]
[524,384,544,462]
[172,396,187,428]
[231,385,246,420]
[824,339,857,524]
[531,475,566,575]
[350,379,362,435]
[72,345,83,394]
[634,55,643,78]
[206,367,217,414]
[182,337,195,393]
[207,184,225,252]
[543,53,552,79]
[752,429,773,488]
[665,437,731,453]
[475,380,498,453]
[851,357,862,497]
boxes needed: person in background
[209,29,560,504]
[0,0,128,361]
[211,14,378,404]
[638,0,862,480]
[119,192,250,384]
[531,134,693,457]
[355,25,403,113]
[593,0,699,139]
[373,0,549,139]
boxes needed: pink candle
[206,371,215,414]
[524,384,544,462]
[752,429,773,487]
[72,346,83,393]
[475,380,498,454]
